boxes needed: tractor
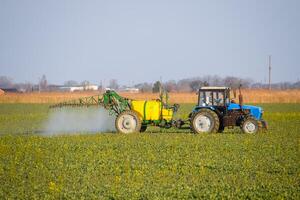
[189,87,267,134]
[50,87,267,134]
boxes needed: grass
[0,103,299,199]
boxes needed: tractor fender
[189,106,221,119]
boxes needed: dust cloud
[44,107,116,135]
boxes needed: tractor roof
[199,86,230,90]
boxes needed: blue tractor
[189,87,267,134]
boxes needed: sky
[0,0,299,86]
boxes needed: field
[0,103,299,199]
[1,89,300,104]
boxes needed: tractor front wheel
[191,109,220,134]
[115,110,141,134]
[241,117,262,134]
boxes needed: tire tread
[115,110,142,134]
[191,109,220,134]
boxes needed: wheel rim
[244,121,257,133]
[195,115,212,132]
[117,114,137,133]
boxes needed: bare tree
[164,80,177,92]
[108,79,119,90]
[135,82,152,93]
[240,78,253,88]
[0,76,14,88]
[224,76,241,89]
[15,82,33,92]
[64,80,78,86]
[189,80,203,92]
[177,79,192,92]
[210,75,223,86]
[152,81,161,93]
[81,80,90,86]
[39,75,48,91]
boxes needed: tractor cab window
[213,92,225,106]
[198,90,226,107]
[199,91,209,106]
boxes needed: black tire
[140,125,147,133]
[115,110,141,134]
[241,117,262,134]
[191,109,220,134]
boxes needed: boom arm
[49,90,131,115]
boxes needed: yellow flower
[49,181,58,191]
[115,176,121,183]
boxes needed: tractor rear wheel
[115,110,141,134]
[241,117,262,134]
[191,109,220,134]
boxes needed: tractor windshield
[198,89,229,107]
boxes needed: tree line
[136,76,300,92]
[0,75,299,92]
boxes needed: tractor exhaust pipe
[238,85,243,108]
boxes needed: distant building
[84,85,98,91]
[124,88,139,93]
[55,84,99,92]
[69,86,84,92]
[34,84,99,92]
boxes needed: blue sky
[1,0,299,85]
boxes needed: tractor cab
[190,86,267,134]
[197,87,230,107]
[193,87,231,116]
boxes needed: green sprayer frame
[50,90,131,116]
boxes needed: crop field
[0,103,299,199]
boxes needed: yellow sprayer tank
[131,100,173,121]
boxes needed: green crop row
[0,103,299,199]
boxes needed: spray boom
[50,90,131,116]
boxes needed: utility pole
[268,55,272,90]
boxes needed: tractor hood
[227,103,263,120]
